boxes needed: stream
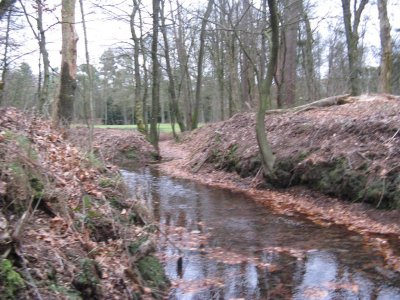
[122,167,400,300]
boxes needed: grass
[94,124,173,132]
[93,123,204,133]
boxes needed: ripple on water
[122,168,400,300]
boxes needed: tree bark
[174,0,193,130]
[79,0,95,153]
[0,8,12,106]
[53,0,78,127]
[192,0,214,130]
[130,0,146,134]
[302,12,318,101]
[36,0,50,115]
[160,0,185,136]
[256,0,279,175]
[341,0,368,96]
[377,0,392,93]
[276,0,301,107]
[149,0,160,151]
[19,0,51,114]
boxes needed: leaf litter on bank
[158,94,400,273]
[0,107,164,299]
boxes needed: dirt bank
[0,108,167,299]
[181,94,400,209]
[70,127,157,167]
[157,94,400,272]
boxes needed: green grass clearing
[93,123,203,133]
[94,124,173,132]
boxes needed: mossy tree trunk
[256,0,279,174]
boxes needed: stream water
[122,167,400,300]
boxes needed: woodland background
[0,0,398,131]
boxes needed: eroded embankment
[182,94,400,209]
[0,108,167,299]
[158,94,400,273]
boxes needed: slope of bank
[158,94,400,272]
[182,94,400,209]
[0,108,167,299]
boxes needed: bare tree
[341,0,368,96]
[160,0,185,138]
[377,0,392,93]
[149,0,160,151]
[79,0,95,152]
[53,0,78,127]
[173,0,194,129]
[276,0,302,107]
[256,0,279,174]
[19,0,51,114]
[300,9,319,101]
[130,0,146,133]
[0,7,12,105]
[192,0,214,130]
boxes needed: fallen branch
[265,94,352,115]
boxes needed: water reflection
[122,168,400,300]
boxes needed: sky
[5,0,400,74]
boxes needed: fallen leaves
[0,107,157,298]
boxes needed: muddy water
[122,167,400,300]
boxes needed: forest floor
[0,108,167,299]
[157,94,400,273]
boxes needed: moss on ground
[72,259,102,299]
[0,259,25,299]
[137,256,169,291]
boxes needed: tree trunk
[228,32,238,118]
[53,0,78,127]
[149,0,160,151]
[276,0,301,107]
[0,8,12,106]
[192,0,213,130]
[174,0,193,130]
[302,12,318,101]
[377,0,392,93]
[79,0,95,153]
[256,0,279,175]
[19,0,51,114]
[139,8,149,132]
[160,0,185,135]
[341,0,368,96]
[130,0,146,134]
[36,0,50,115]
